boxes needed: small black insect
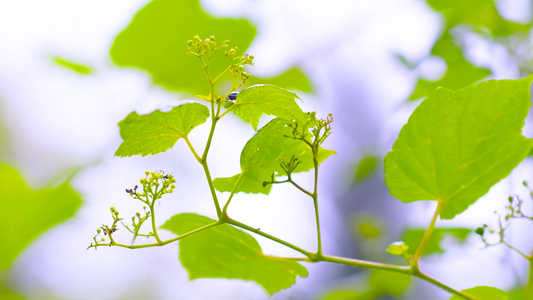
[227,92,239,101]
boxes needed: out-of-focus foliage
[353,156,378,183]
[402,227,471,256]
[214,117,334,194]
[385,77,533,219]
[449,286,508,300]
[0,164,82,270]
[0,286,24,300]
[321,270,410,300]
[408,0,532,100]
[161,213,308,295]
[52,57,92,74]
[110,0,311,95]
[245,68,312,94]
[115,103,209,157]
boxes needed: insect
[227,92,239,101]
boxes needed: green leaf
[161,213,308,295]
[369,270,410,296]
[214,117,335,194]
[0,286,24,300]
[354,156,378,182]
[110,0,256,95]
[386,241,409,256]
[427,0,531,36]
[115,103,209,157]
[0,164,82,270]
[322,291,366,300]
[231,85,306,130]
[245,68,312,93]
[450,286,508,300]
[385,76,533,219]
[52,57,92,74]
[402,227,471,256]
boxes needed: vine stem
[411,201,443,269]
[312,148,322,255]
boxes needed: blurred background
[1,0,533,299]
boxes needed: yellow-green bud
[110,207,115,212]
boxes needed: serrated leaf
[110,0,256,95]
[161,213,308,295]
[385,77,533,219]
[52,57,92,74]
[0,165,82,270]
[402,227,471,256]
[231,85,306,130]
[246,68,312,93]
[214,117,335,194]
[450,286,508,300]
[115,103,209,157]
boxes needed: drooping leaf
[354,156,378,182]
[402,228,471,256]
[110,0,256,95]
[115,103,209,157]
[0,165,82,270]
[52,57,92,74]
[245,68,312,93]
[385,76,533,219]
[230,85,306,130]
[214,117,335,194]
[161,213,308,295]
[449,286,508,300]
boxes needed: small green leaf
[52,57,92,74]
[0,165,82,270]
[110,0,256,95]
[214,117,335,194]
[402,227,471,256]
[449,286,508,300]
[245,68,312,93]
[115,103,209,157]
[231,85,306,130]
[386,241,409,256]
[385,76,533,219]
[354,156,378,182]
[161,213,308,295]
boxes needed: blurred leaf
[354,156,378,182]
[450,286,508,300]
[110,0,256,95]
[322,290,367,300]
[427,0,531,36]
[402,228,471,256]
[386,241,409,256]
[409,56,490,100]
[115,103,209,157]
[385,77,533,219]
[0,286,24,300]
[0,164,82,270]
[214,117,335,194]
[507,287,524,300]
[246,68,312,93]
[230,85,306,130]
[161,213,308,295]
[369,270,410,295]
[52,57,92,74]
[351,213,385,239]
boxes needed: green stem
[222,173,244,215]
[312,149,322,255]
[320,254,411,273]
[149,202,163,244]
[526,257,533,300]
[411,202,442,269]
[226,217,313,257]
[184,136,201,163]
[413,271,479,300]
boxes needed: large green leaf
[110,0,256,95]
[115,103,209,157]
[214,117,335,194]
[385,77,533,219]
[402,227,471,256]
[0,165,82,270]
[450,286,508,300]
[230,85,306,130]
[161,213,308,295]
